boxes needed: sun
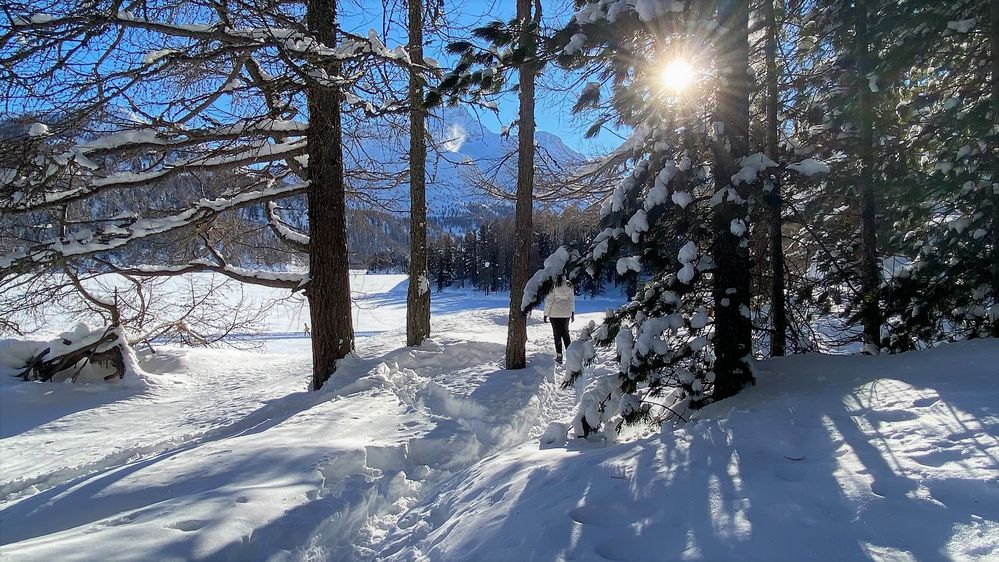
[661,59,695,92]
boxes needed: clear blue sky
[341,0,623,157]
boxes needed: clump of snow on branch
[947,18,975,33]
[730,153,777,186]
[787,158,831,176]
[671,190,693,209]
[616,256,641,275]
[625,210,649,242]
[677,241,698,284]
[730,218,747,237]
[521,246,570,311]
[564,33,587,55]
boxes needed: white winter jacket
[544,283,575,318]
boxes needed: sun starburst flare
[661,59,695,92]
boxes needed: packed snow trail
[0,279,611,561]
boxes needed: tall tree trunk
[711,0,754,399]
[765,0,787,357]
[504,0,540,370]
[856,0,881,352]
[406,0,431,347]
[990,0,999,337]
[306,0,354,390]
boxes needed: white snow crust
[2,275,997,562]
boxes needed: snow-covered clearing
[1,274,997,561]
[381,339,999,562]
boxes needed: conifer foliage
[517,0,763,436]
[520,0,998,438]
[878,0,999,347]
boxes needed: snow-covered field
[1,274,997,561]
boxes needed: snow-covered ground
[1,274,997,561]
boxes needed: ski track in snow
[0,278,612,561]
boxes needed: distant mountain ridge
[354,105,585,225]
[330,107,587,267]
[0,109,585,270]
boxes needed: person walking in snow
[543,274,575,364]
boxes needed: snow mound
[379,339,999,561]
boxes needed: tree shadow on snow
[459,353,999,561]
[0,384,337,546]
[0,377,148,439]
[4,330,558,558]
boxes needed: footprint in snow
[911,396,940,408]
[868,409,919,423]
[775,464,807,483]
[102,514,136,527]
[593,529,645,561]
[169,519,209,532]
[570,502,646,527]
[911,449,964,468]
[870,478,916,499]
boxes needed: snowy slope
[378,340,999,562]
[0,275,617,561]
[1,275,997,562]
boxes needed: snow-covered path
[3,275,997,561]
[0,278,610,561]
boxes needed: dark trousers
[550,317,571,355]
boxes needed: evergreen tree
[781,0,997,353]
[517,0,763,437]
[760,0,789,357]
[781,0,909,353]
[463,231,479,289]
[881,0,999,346]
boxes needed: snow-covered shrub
[13,323,145,383]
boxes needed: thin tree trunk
[406,0,431,347]
[990,0,999,337]
[856,0,881,351]
[505,0,540,370]
[710,0,754,399]
[307,0,354,390]
[765,0,787,357]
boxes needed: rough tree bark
[990,0,999,337]
[307,0,354,390]
[856,0,881,351]
[406,0,431,347]
[504,0,540,370]
[765,0,787,356]
[710,0,754,399]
